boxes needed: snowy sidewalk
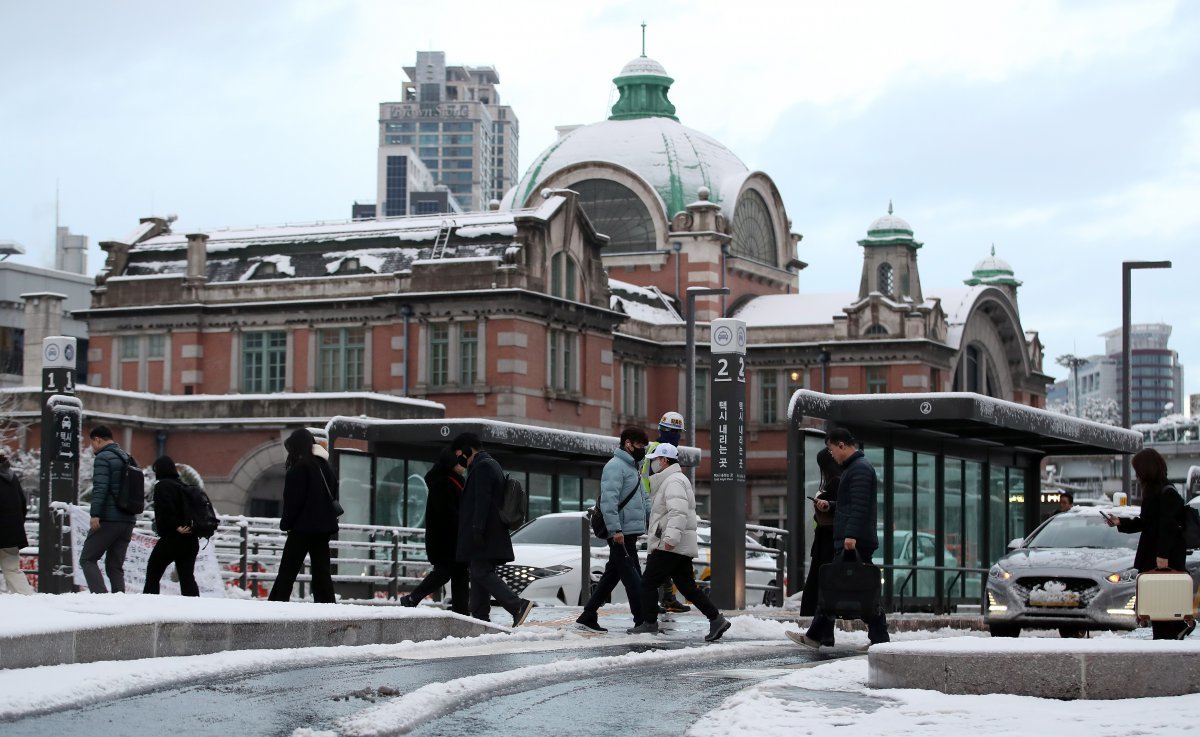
[0,594,499,669]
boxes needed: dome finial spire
[991,243,996,257]
[888,199,893,215]
[641,21,647,57]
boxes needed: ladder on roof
[431,220,455,259]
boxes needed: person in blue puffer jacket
[575,427,650,632]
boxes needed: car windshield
[1024,514,1138,550]
[510,516,605,549]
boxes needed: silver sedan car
[985,507,1200,638]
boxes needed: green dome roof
[965,246,1022,287]
[858,202,923,249]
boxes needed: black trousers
[799,525,835,616]
[409,562,470,615]
[583,536,642,618]
[467,559,522,622]
[269,531,335,603]
[639,550,719,625]
[144,533,200,596]
[1151,619,1189,640]
[806,548,890,645]
[79,521,134,594]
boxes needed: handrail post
[776,535,787,606]
[579,516,591,606]
[390,531,401,600]
[239,523,249,591]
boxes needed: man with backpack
[453,432,535,626]
[80,426,137,593]
[576,427,650,632]
[143,455,201,596]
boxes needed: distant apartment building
[379,51,519,211]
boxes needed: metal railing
[21,508,789,606]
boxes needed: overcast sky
[2,1,1196,401]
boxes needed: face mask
[650,459,666,475]
[630,445,646,463]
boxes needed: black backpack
[114,453,145,515]
[182,484,220,539]
[498,475,527,531]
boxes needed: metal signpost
[708,318,746,609]
[38,336,81,593]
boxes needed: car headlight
[989,564,1012,581]
[529,565,571,578]
[1106,568,1138,584]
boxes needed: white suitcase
[1135,571,1197,621]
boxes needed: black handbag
[587,480,640,539]
[319,468,345,518]
[817,548,881,619]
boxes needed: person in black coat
[452,433,534,626]
[268,428,340,604]
[0,453,34,595]
[1107,448,1193,640]
[799,448,841,615]
[400,446,469,614]
[143,456,200,597]
[795,428,889,648]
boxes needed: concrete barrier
[0,614,502,670]
[868,639,1200,699]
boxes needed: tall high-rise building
[1103,324,1185,423]
[376,51,519,212]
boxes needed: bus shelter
[785,390,1142,611]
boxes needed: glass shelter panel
[963,461,983,598]
[338,453,373,576]
[943,459,964,598]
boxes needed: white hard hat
[658,411,685,431]
[646,443,679,460]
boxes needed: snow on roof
[608,278,683,325]
[731,292,856,327]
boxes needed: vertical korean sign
[708,318,746,609]
[39,336,81,593]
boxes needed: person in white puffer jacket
[627,444,731,642]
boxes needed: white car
[497,512,783,606]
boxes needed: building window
[786,368,805,411]
[731,189,777,265]
[622,362,644,417]
[865,324,889,336]
[243,331,287,393]
[120,335,139,360]
[384,155,408,217]
[0,326,23,375]
[571,178,656,254]
[459,322,478,386]
[696,367,709,427]
[549,329,577,392]
[429,323,449,386]
[878,263,895,296]
[866,366,888,394]
[550,251,577,301]
[759,370,778,424]
[147,334,166,359]
[318,327,365,391]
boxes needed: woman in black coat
[0,453,35,595]
[400,446,469,614]
[799,448,842,615]
[1107,448,1193,640]
[143,456,200,596]
[268,428,340,604]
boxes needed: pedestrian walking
[790,428,890,649]
[640,411,691,613]
[1105,447,1195,640]
[143,456,200,597]
[627,444,730,642]
[0,453,34,595]
[401,445,470,614]
[575,427,650,632]
[79,426,137,593]
[268,428,340,603]
[798,447,841,615]
[453,432,535,626]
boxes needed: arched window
[864,324,888,336]
[878,263,895,296]
[731,190,776,265]
[953,344,1001,398]
[550,251,577,301]
[571,179,656,254]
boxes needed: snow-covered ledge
[868,637,1200,699]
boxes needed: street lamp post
[1121,260,1171,497]
[685,287,731,456]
